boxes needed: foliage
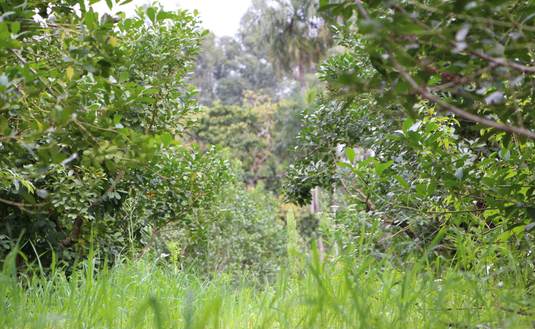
[191,95,303,190]
[285,0,535,248]
[247,0,336,93]
[2,227,535,328]
[193,32,281,106]
[0,0,230,266]
[160,160,287,279]
[286,209,300,274]
[319,0,535,137]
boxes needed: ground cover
[1,235,533,329]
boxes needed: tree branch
[428,64,498,91]
[0,196,51,213]
[94,170,125,204]
[146,99,159,135]
[384,47,535,139]
[9,48,59,98]
[48,210,66,236]
[340,177,377,210]
[390,4,535,75]
[321,130,377,210]
[60,216,83,248]
[468,51,535,74]
[355,0,371,20]
[427,207,497,214]
[140,191,205,257]
[160,192,205,229]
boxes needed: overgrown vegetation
[285,0,535,252]
[2,223,535,328]
[1,0,535,327]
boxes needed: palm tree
[245,0,333,94]
[241,0,334,260]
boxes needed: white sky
[91,0,253,37]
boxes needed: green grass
[1,238,534,328]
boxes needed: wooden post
[310,187,323,262]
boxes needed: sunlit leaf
[66,67,74,80]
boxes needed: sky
[91,0,253,37]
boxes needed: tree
[246,0,334,94]
[193,32,224,106]
[193,32,281,106]
[0,0,230,265]
[191,93,302,191]
[167,158,287,278]
[284,0,535,251]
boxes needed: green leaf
[346,147,355,164]
[137,97,155,103]
[337,162,353,168]
[82,64,96,73]
[331,3,348,16]
[402,117,414,134]
[481,177,495,188]
[161,133,172,147]
[375,161,394,176]
[526,207,535,221]
[132,20,144,29]
[84,11,94,27]
[22,192,36,204]
[342,6,354,20]
[394,175,410,190]
[147,7,156,23]
[11,21,19,35]
[318,4,340,12]
[0,115,9,134]
[157,10,173,21]
[501,149,511,162]
[424,131,443,147]
[415,184,427,196]
[425,122,438,134]
[106,0,113,10]
[0,38,21,48]
[358,157,375,167]
[406,131,423,143]
[427,180,437,195]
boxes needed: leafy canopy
[0,0,230,264]
[284,0,535,247]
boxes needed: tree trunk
[61,216,83,248]
[299,61,307,94]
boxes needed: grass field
[2,234,535,329]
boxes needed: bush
[162,160,287,279]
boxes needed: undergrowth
[1,229,534,328]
